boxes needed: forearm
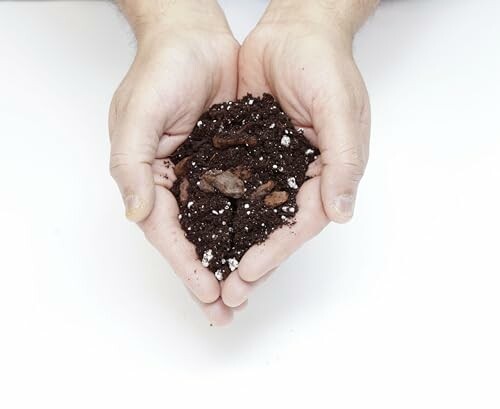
[263,0,379,38]
[116,0,226,39]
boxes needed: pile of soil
[171,94,318,280]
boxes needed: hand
[109,0,239,325]
[222,0,377,307]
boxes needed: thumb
[315,85,370,223]
[109,98,159,223]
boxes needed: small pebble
[281,135,291,147]
[228,258,239,272]
[287,177,298,189]
[201,249,213,267]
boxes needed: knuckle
[109,144,154,178]
[342,145,365,165]
[109,152,129,177]
[335,145,367,182]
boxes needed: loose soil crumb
[171,94,318,280]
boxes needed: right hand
[109,3,239,326]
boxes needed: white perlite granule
[197,120,203,127]
[187,201,194,209]
[281,135,291,147]
[228,258,239,272]
[287,177,298,189]
[305,148,314,155]
[201,249,213,267]
[214,270,223,281]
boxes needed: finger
[152,158,177,189]
[306,156,322,178]
[221,271,254,307]
[221,268,275,308]
[156,133,188,158]
[109,102,159,223]
[237,178,329,282]
[139,186,220,304]
[187,291,234,327]
[314,76,370,223]
[231,300,248,312]
[201,299,234,326]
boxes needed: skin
[110,0,379,324]
[222,0,378,307]
[110,0,238,325]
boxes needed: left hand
[222,0,373,307]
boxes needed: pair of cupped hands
[109,0,374,325]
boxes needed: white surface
[1,1,499,408]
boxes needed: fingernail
[332,194,355,221]
[124,195,144,221]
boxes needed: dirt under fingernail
[170,94,319,280]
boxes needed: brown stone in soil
[212,133,258,149]
[174,156,191,177]
[200,169,245,199]
[198,178,216,193]
[250,180,276,200]
[264,191,290,208]
[179,178,189,203]
[231,166,252,181]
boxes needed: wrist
[263,0,379,39]
[117,0,228,41]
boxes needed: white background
[1,1,499,408]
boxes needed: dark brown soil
[171,94,318,280]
